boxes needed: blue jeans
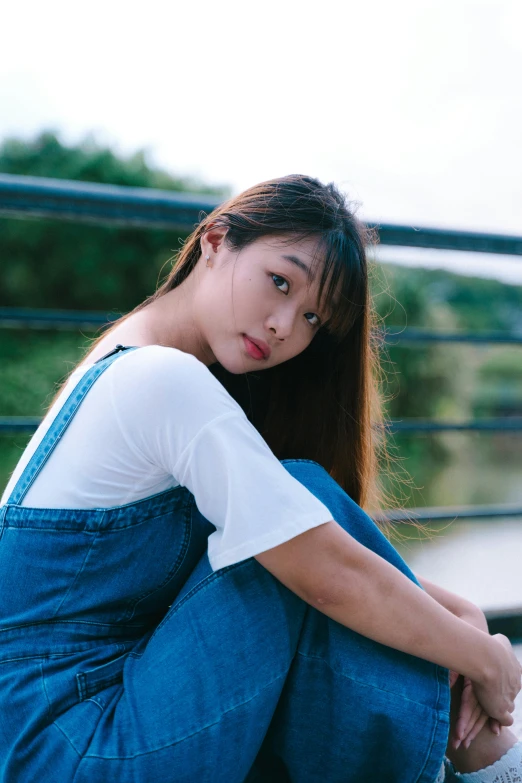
[0,349,450,782]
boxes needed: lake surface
[396,518,522,612]
[391,432,522,511]
[390,430,522,612]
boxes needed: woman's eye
[272,274,289,294]
[305,313,320,327]
[271,275,320,327]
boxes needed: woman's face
[195,229,336,374]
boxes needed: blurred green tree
[0,129,231,311]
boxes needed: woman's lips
[243,334,270,360]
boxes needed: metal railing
[2,172,522,254]
[1,173,521,527]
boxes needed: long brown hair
[46,174,400,524]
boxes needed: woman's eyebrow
[280,254,316,282]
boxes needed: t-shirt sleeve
[108,345,334,571]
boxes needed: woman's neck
[83,288,215,367]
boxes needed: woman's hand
[450,673,497,749]
[472,634,522,726]
[413,581,519,742]
[449,607,503,748]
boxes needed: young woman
[0,174,520,783]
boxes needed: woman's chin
[216,357,255,375]
[210,345,263,375]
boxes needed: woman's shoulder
[74,343,208,382]
[109,344,215,381]
[103,345,244,420]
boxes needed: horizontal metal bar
[0,417,43,434]
[0,173,222,232]
[2,309,522,347]
[1,173,522,255]
[386,419,522,433]
[2,415,522,435]
[374,502,522,524]
[376,222,522,255]
[383,328,522,345]
[0,308,119,330]
[484,609,522,641]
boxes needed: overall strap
[6,345,139,506]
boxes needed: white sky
[1,0,521,284]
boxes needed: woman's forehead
[259,233,322,257]
[257,235,326,280]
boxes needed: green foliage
[0,330,89,416]
[372,263,522,420]
[0,129,229,193]
[472,347,522,417]
[478,349,522,380]
[0,130,231,311]
[426,272,522,332]
[372,264,461,420]
[370,262,522,488]
[0,330,93,494]
[374,263,522,332]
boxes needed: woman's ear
[200,224,228,257]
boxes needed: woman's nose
[266,310,296,340]
[269,327,285,341]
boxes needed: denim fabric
[0,346,450,782]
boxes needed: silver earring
[206,254,211,267]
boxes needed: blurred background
[1,0,522,725]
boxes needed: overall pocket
[76,646,129,702]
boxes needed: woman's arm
[255,520,521,723]
[416,575,489,633]
[417,575,502,742]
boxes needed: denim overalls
[0,345,450,783]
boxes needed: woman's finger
[456,677,478,740]
[461,701,483,741]
[463,711,489,748]
[455,700,481,746]
[489,718,501,736]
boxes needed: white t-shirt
[1,345,333,572]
